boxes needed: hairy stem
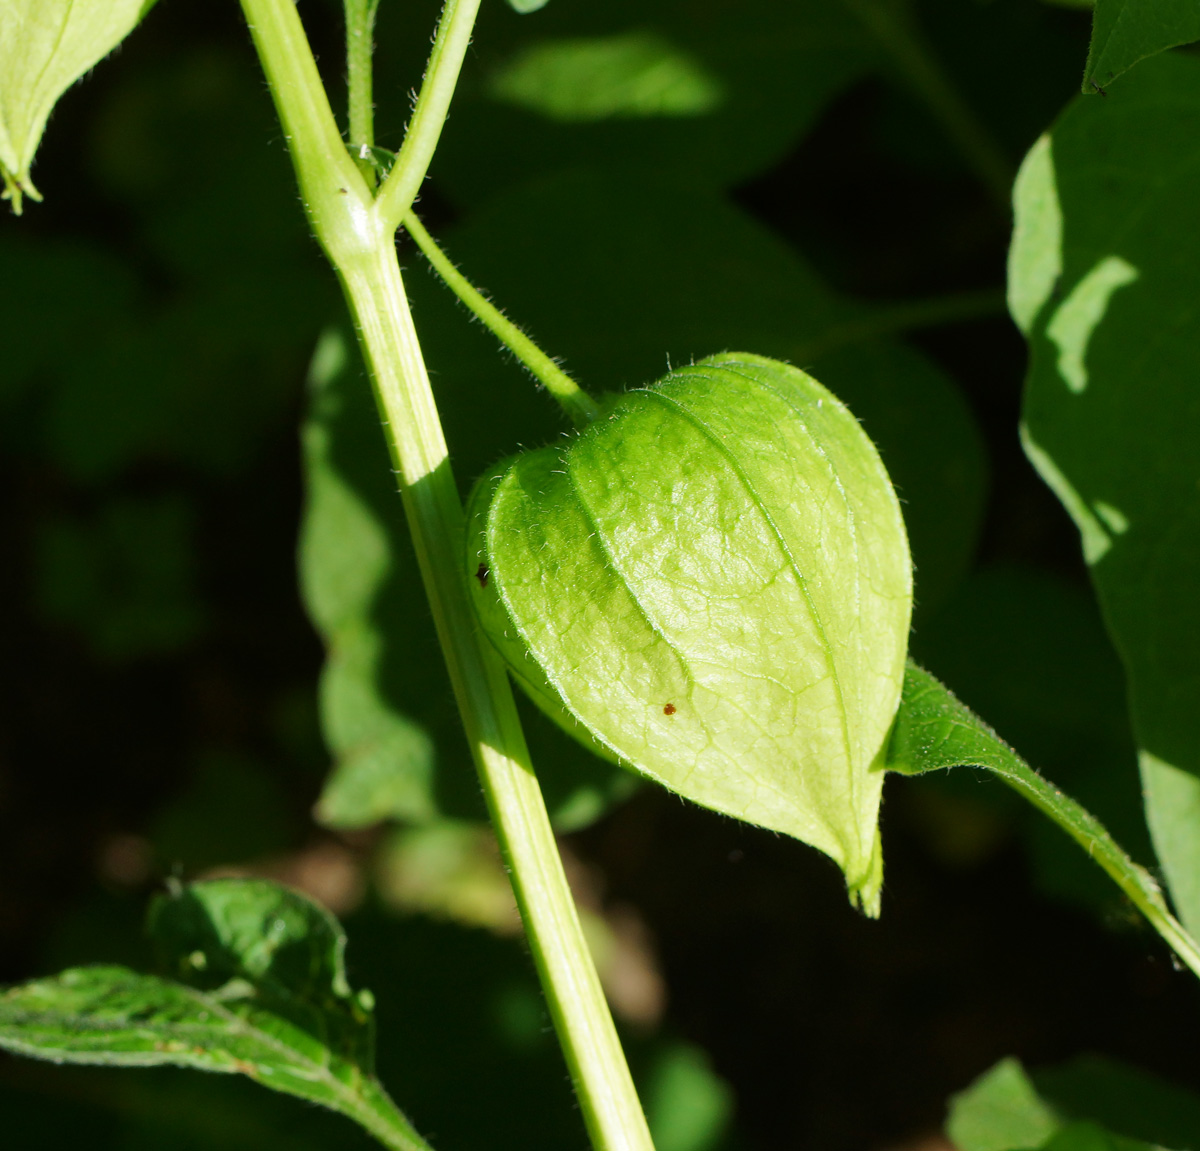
[376,0,483,232]
[238,2,654,1148]
[404,211,601,428]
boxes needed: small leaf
[1084,0,1200,93]
[0,0,156,211]
[0,880,426,1150]
[506,0,551,13]
[488,31,724,121]
[946,1058,1062,1151]
[470,353,912,914]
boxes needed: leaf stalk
[403,211,601,427]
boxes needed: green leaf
[1012,54,1200,933]
[470,353,912,915]
[1084,0,1200,93]
[886,663,1191,970]
[300,329,440,828]
[946,1057,1177,1151]
[506,0,551,11]
[0,880,427,1151]
[0,0,156,211]
[909,566,1151,914]
[488,31,723,121]
[946,1058,1062,1151]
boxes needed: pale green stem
[843,0,1013,209]
[345,0,382,184]
[403,211,601,428]
[375,0,482,232]
[237,3,654,1150]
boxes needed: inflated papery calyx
[467,353,912,914]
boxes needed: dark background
[3,0,1199,1148]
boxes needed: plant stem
[375,0,483,233]
[843,0,1013,210]
[403,211,601,428]
[345,0,382,184]
[238,3,654,1149]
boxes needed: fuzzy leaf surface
[471,353,912,912]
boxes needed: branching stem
[376,0,482,232]
[237,2,653,1149]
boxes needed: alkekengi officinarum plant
[468,352,912,916]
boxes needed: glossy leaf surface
[0,880,423,1150]
[1084,0,1200,93]
[471,353,912,913]
[0,0,155,210]
[1012,53,1200,932]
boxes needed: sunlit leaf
[489,31,723,121]
[1011,53,1200,933]
[0,0,156,211]
[946,1058,1061,1151]
[470,353,912,915]
[946,1057,1174,1151]
[1084,0,1200,93]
